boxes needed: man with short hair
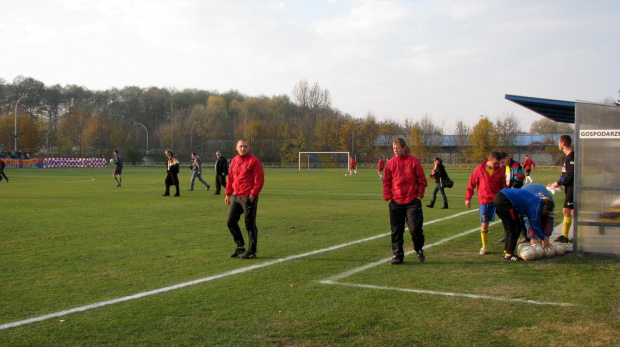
[225,139,265,259]
[214,150,228,195]
[550,135,574,243]
[382,138,428,265]
[523,155,536,184]
[500,152,525,188]
[494,184,555,261]
[465,152,505,255]
[112,150,123,187]
[377,156,385,179]
[348,156,357,176]
[188,152,210,191]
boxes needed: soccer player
[377,156,385,179]
[494,184,555,261]
[549,135,574,243]
[465,152,505,255]
[500,153,525,188]
[112,150,123,187]
[163,150,181,196]
[382,138,428,265]
[225,139,265,259]
[348,156,358,176]
[0,158,8,182]
[188,152,210,191]
[523,155,536,184]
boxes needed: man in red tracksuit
[382,138,428,265]
[377,156,385,179]
[465,152,505,255]
[225,139,265,259]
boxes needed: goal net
[298,152,350,171]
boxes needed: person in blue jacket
[493,183,555,261]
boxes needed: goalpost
[298,152,350,172]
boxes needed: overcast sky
[1,0,618,132]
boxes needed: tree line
[0,76,575,164]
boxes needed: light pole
[190,121,199,150]
[14,95,23,152]
[134,122,148,152]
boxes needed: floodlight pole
[14,95,23,152]
[190,121,199,150]
[134,122,148,151]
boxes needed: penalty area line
[319,281,577,307]
[0,209,475,331]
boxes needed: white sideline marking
[319,221,577,308]
[319,281,576,307]
[322,222,494,282]
[0,209,475,331]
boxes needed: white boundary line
[319,281,576,307]
[5,209,570,331]
[318,221,577,308]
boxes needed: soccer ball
[553,243,567,256]
[519,246,536,261]
[532,244,544,259]
[543,246,555,258]
[110,158,117,164]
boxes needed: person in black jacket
[426,157,449,209]
[214,150,229,195]
[163,150,180,197]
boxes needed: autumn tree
[467,117,497,163]
[409,115,442,163]
[57,108,91,156]
[530,117,574,134]
[495,112,522,154]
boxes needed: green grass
[0,167,618,346]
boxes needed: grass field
[1,166,618,346]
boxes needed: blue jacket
[500,187,554,240]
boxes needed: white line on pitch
[322,221,495,282]
[319,281,576,307]
[0,209,475,331]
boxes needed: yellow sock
[562,217,572,238]
[481,230,488,249]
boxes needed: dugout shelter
[506,94,620,256]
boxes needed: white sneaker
[479,248,488,255]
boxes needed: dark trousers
[389,198,424,260]
[215,174,227,194]
[165,172,180,195]
[430,182,448,205]
[494,192,521,255]
[227,195,259,253]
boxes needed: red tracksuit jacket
[465,159,505,205]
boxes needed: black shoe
[426,202,435,208]
[162,193,170,196]
[440,205,448,209]
[241,251,256,259]
[174,193,180,197]
[207,185,210,191]
[416,249,425,262]
[230,248,245,258]
[214,193,220,195]
[554,235,570,243]
[389,257,403,265]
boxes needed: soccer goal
[298,152,350,171]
